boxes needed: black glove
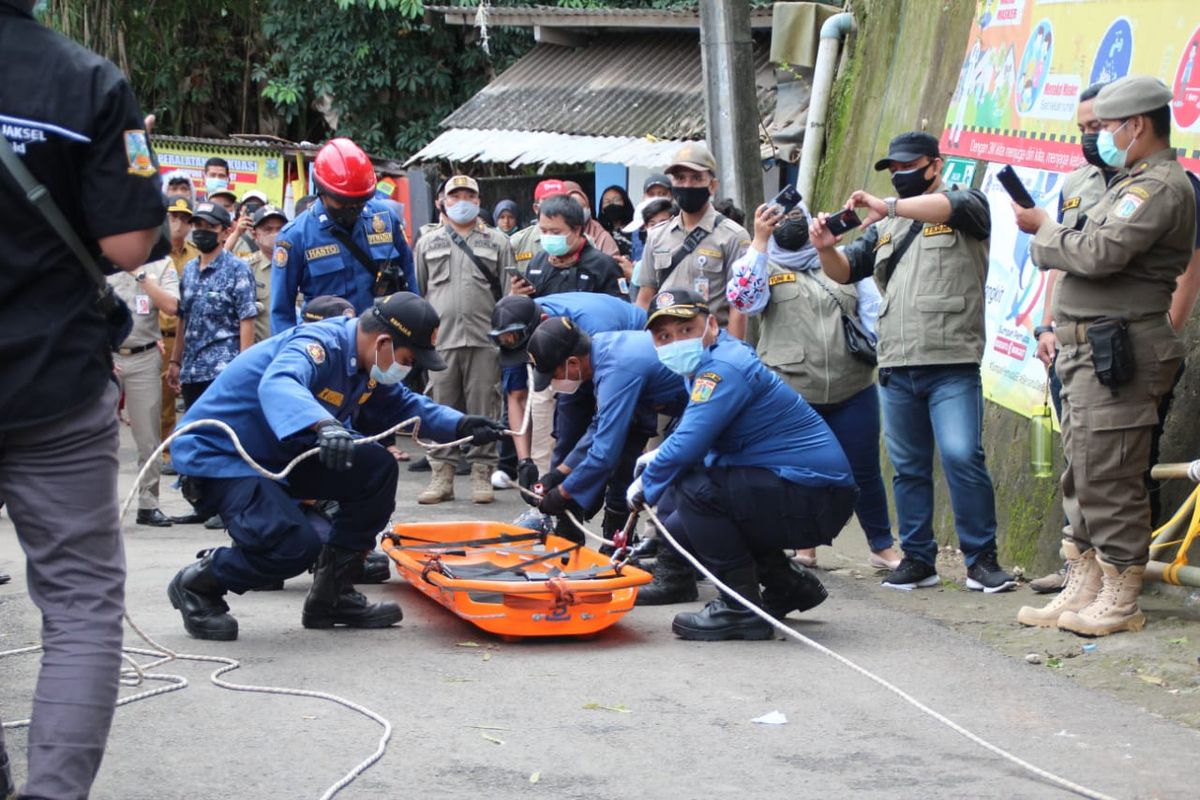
[517,459,540,506]
[536,469,567,494]
[456,415,507,445]
[538,486,572,517]
[316,420,355,471]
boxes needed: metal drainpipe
[797,12,857,204]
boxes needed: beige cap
[1094,75,1173,120]
[665,142,717,175]
[444,174,480,194]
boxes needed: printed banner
[979,162,1063,419]
[941,1,1200,173]
[153,141,287,205]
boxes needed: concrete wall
[810,0,1200,574]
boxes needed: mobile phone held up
[769,184,802,215]
[824,208,863,236]
[997,165,1036,209]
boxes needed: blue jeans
[811,384,894,552]
[879,365,998,567]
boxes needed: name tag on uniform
[317,387,344,405]
[922,224,953,237]
[768,273,796,286]
[1062,196,1082,211]
[515,251,534,263]
[135,294,151,315]
[306,244,340,260]
[697,247,722,258]
[366,232,393,245]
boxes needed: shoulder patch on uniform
[1112,194,1145,219]
[698,371,722,383]
[277,239,292,250]
[923,223,953,237]
[316,387,344,405]
[691,377,718,403]
[874,233,892,251]
[273,246,289,267]
[372,213,387,234]
[306,244,340,260]
[1124,185,1150,200]
[768,273,797,286]
[1062,196,1082,211]
[123,130,156,176]
[305,343,326,365]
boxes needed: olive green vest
[756,262,875,405]
[871,200,989,368]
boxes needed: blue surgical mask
[1097,122,1133,170]
[206,177,229,193]
[542,234,571,257]
[370,341,412,385]
[656,336,705,376]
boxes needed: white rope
[639,506,1118,800]
[1188,459,1200,483]
[3,411,524,797]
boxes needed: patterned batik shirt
[179,250,258,384]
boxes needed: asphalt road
[1,431,1197,799]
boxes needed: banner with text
[153,142,287,205]
[941,1,1200,173]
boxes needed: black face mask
[671,185,710,215]
[772,217,810,251]
[192,229,221,253]
[600,204,627,227]
[1080,133,1108,170]
[890,165,936,199]
[328,201,366,229]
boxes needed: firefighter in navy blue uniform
[269,137,416,334]
[489,292,648,513]
[165,293,506,641]
[630,290,857,641]
[526,320,689,544]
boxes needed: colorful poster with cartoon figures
[943,1,1200,174]
[978,162,1064,419]
[152,141,287,205]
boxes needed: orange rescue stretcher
[381,521,652,638]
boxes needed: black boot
[361,549,392,584]
[167,556,238,641]
[634,540,698,605]
[671,563,775,641]
[756,550,827,618]
[302,546,402,630]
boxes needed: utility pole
[699,0,763,214]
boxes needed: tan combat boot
[417,462,455,505]
[1016,540,1100,627]
[470,464,494,504]
[1057,558,1146,637]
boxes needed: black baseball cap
[873,131,941,171]
[165,195,194,217]
[252,204,288,227]
[527,316,583,391]
[489,295,541,368]
[643,173,671,193]
[302,295,354,322]
[371,292,446,371]
[192,201,232,227]
[645,288,710,328]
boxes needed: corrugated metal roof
[404,128,690,169]
[440,31,774,141]
[427,4,775,27]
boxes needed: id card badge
[618,277,630,295]
[693,276,709,298]
[135,294,151,315]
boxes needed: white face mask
[445,200,480,225]
[550,359,582,394]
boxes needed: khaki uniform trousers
[115,347,164,510]
[530,384,557,475]
[160,334,177,458]
[1056,317,1184,567]
[427,346,500,468]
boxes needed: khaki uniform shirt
[510,223,542,276]
[636,205,751,325]
[107,257,180,348]
[841,187,990,368]
[1058,164,1110,232]
[415,224,515,349]
[246,250,273,342]
[160,241,199,336]
[1032,148,1196,321]
[757,263,875,405]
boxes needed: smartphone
[824,208,862,236]
[997,165,1036,209]
[768,184,802,215]
[505,265,523,281]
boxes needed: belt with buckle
[113,341,158,356]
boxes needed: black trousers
[659,466,858,573]
[180,379,214,410]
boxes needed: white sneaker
[490,469,512,489]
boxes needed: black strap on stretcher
[383,530,544,550]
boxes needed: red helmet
[313,138,376,201]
